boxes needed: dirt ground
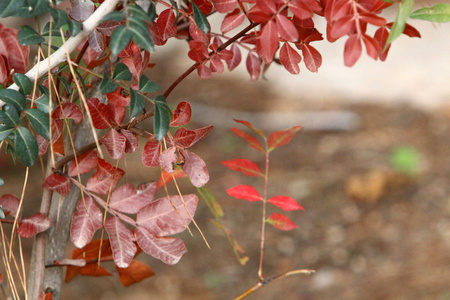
[2,68,450,300]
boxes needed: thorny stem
[258,142,270,281]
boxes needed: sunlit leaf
[109,182,157,214]
[410,3,450,23]
[226,185,262,201]
[268,195,305,211]
[105,216,137,268]
[116,260,155,287]
[385,0,414,49]
[268,126,302,151]
[42,173,71,197]
[70,196,103,248]
[266,213,297,231]
[18,212,52,238]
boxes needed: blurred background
[1,3,450,300]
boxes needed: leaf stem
[258,143,270,281]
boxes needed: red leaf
[180,150,210,188]
[100,129,126,159]
[344,34,362,67]
[222,159,264,177]
[280,42,302,75]
[70,196,103,248]
[209,55,225,74]
[257,20,279,64]
[87,98,111,129]
[86,159,125,195]
[121,42,144,81]
[374,26,390,61]
[301,44,322,72]
[152,9,177,45]
[106,88,130,107]
[136,194,198,236]
[170,101,192,127]
[135,227,187,265]
[226,185,262,201]
[246,51,261,81]
[18,213,52,238]
[107,102,126,125]
[160,147,178,173]
[268,125,302,150]
[189,22,210,44]
[173,128,197,148]
[362,34,380,60]
[231,128,264,152]
[156,169,187,189]
[116,260,155,287]
[234,119,265,137]
[69,0,95,21]
[0,194,20,217]
[289,0,320,20]
[36,134,49,156]
[329,16,355,40]
[88,30,104,53]
[197,63,212,79]
[226,43,241,71]
[221,10,245,33]
[359,12,386,26]
[42,173,71,197]
[213,0,237,13]
[72,239,113,260]
[0,26,29,75]
[266,213,297,231]
[142,139,161,167]
[401,23,421,38]
[105,216,137,268]
[109,182,157,214]
[190,125,214,147]
[52,103,83,124]
[276,14,299,42]
[247,4,271,23]
[79,263,112,277]
[0,55,8,84]
[68,150,98,177]
[268,196,305,211]
[122,130,139,153]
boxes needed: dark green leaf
[75,69,87,95]
[139,75,160,93]
[410,3,450,23]
[385,0,414,49]
[110,25,132,56]
[68,20,82,36]
[15,126,38,166]
[100,75,118,93]
[34,94,50,113]
[13,73,33,95]
[101,11,125,22]
[113,63,132,81]
[57,76,72,95]
[0,125,14,141]
[169,0,179,23]
[128,5,151,22]
[50,8,69,28]
[128,18,155,52]
[18,25,45,45]
[129,89,146,117]
[147,1,157,22]
[0,0,25,18]
[14,0,50,17]
[192,1,210,33]
[0,89,26,112]
[0,105,20,126]
[153,95,172,140]
[26,109,50,140]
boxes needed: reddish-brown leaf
[344,34,362,67]
[36,134,49,156]
[268,125,302,150]
[189,22,210,44]
[142,139,161,167]
[401,23,421,38]
[109,182,157,214]
[173,128,197,148]
[301,44,322,72]
[106,88,130,107]
[226,43,241,71]
[152,9,177,45]
[87,98,111,129]
[234,119,265,137]
[72,239,113,260]
[0,55,8,84]
[268,195,305,211]
[18,213,52,238]
[276,14,299,42]
[190,125,214,147]
[226,185,262,201]
[78,263,112,277]
[246,51,261,81]
[0,194,20,217]
[70,196,103,248]
[213,0,237,13]
[231,128,264,152]
[42,173,71,197]
[68,150,98,177]
[116,260,155,287]
[258,20,279,64]
[156,169,188,189]
[160,147,178,173]
[280,42,302,75]
[122,130,139,153]
[88,30,104,53]
[197,63,212,79]
[221,10,245,33]
[0,26,29,75]
[136,194,198,236]
[86,159,125,195]
[69,0,95,21]
[100,129,126,160]
[170,101,192,127]
[209,55,225,74]
[180,150,210,187]
[222,159,264,177]
[266,213,297,231]
[52,103,83,124]
[107,102,126,126]
[135,227,187,265]
[105,216,137,268]
[121,42,144,81]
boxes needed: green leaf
[147,1,157,22]
[101,11,125,22]
[14,0,50,18]
[390,146,420,175]
[128,5,151,22]
[153,95,172,140]
[13,73,33,95]
[75,69,87,95]
[0,89,26,112]
[0,0,25,18]
[0,105,20,126]
[192,1,210,33]
[68,20,81,36]
[113,63,132,81]
[410,3,450,23]
[50,8,69,28]
[26,109,50,140]
[0,124,14,141]
[110,25,132,56]
[35,86,51,113]
[57,75,72,95]
[385,0,414,49]
[15,126,38,166]
[129,89,146,118]
[18,25,45,45]
[100,75,118,93]
[128,18,155,52]
[168,0,179,23]
[139,75,160,93]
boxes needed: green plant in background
[390,146,420,175]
